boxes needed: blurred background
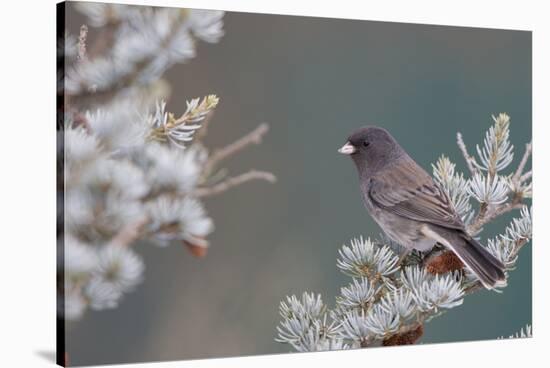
[66,4,531,366]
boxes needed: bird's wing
[368,157,465,230]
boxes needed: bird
[338,126,506,289]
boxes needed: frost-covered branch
[462,114,531,234]
[66,4,225,107]
[276,113,531,351]
[59,4,275,321]
[147,96,219,148]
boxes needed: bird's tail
[428,226,507,289]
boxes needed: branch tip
[203,122,271,175]
[456,132,478,175]
[195,170,276,198]
[513,142,532,183]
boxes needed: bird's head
[338,126,404,172]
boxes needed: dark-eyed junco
[338,126,506,289]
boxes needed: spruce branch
[468,201,525,234]
[463,116,530,235]
[276,113,531,351]
[147,95,219,147]
[60,6,274,322]
[67,7,223,107]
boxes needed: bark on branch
[204,123,270,174]
[456,132,479,176]
[195,170,276,198]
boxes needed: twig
[512,142,532,183]
[193,110,215,142]
[485,202,525,223]
[520,171,532,182]
[109,217,149,247]
[203,123,270,174]
[194,170,276,198]
[77,24,88,62]
[458,133,530,235]
[468,202,488,235]
[456,132,478,175]
[467,201,525,234]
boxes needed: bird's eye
[363,141,370,147]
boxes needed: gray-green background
[66,5,532,366]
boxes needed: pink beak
[338,141,357,155]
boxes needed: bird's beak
[338,141,357,155]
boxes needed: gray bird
[338,126,506,289]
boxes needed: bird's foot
[397,249,412,265]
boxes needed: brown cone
[383,324,424,346]
[183,239,208,257]
[425,250,464,275]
